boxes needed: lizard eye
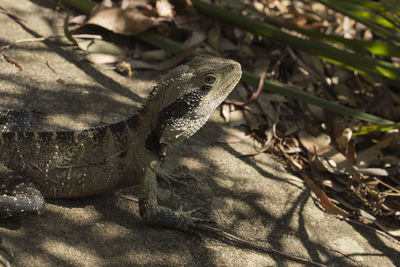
[203,74,217,85]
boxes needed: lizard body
[0,56,242,230]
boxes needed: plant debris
[61,0,400,245]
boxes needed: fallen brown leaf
[357,135,394,168]
[86,53,121,64]
[126,44,199,70]
[303,171,349,217]
[156,0,174,19]
[299,130,360,181]
[279,144,349,217]
[87,7,160,35]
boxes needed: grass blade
[171,0,400,83]
[315,0,400,41]
[137,31,392,124]
[61,0,393,123]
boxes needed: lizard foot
[156,167,189,187]
[156,166,195,187]
[175,204,216,225]
[176,207,216,226]
[140,165,214,232]
[140,205,215,232]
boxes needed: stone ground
[0,0,399,266]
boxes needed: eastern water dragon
[0,56,242,232]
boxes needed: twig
[46,60,57,74]
[322,244,357,262]
[0,37,46,51]
[196,223,328,267]
[71,34,102,40]
[374,177,400,194]
[120,194,326,265]
[343,217,400,248]
[3,55,23,71]
[14,37,46,44]
[120,194,139,202]
[225,72,266,106]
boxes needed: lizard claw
[190,217,217,230]
[141,205,216,232]
[175,207,216,226]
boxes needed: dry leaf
[303,173,349,217]
[184,31,206,47]
[141,49,168,60]
[116,61,133,76]
[253,58,270,76]
[282,137,301,154]
[78,39,123,54]
[299,130,359,180]
[307,104,324,121]
[256,93,277,120]
[299,131,331,154]
[326,113,356,164]
[357,135,394,168]
[243,109,261,130]
[174,14,211,32]
[126,45,198,70]
[69,15,87,24]
[87,7,160,35]
[283,148,349,217]
[220,37,237,52]
[298,51,325,78]
[283,121,300,136]
[86,53,120,64]
[333,84,356,106]
[221,104,230,122]
[207,23,221,52]
[156,0,174,19]
[263,93,288,103]
[311,2,327,16]
[336,128,352,155]
[360,210,400,237]
[292,15,307,26]
[228,110,246,126]
[310,165,345,192]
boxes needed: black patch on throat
[145,85,212,151]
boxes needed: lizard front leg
[0,108,44,217]
[0,109,32,132]
[0,171,45,266]
[0,172,45,218]
[139,163,198,231]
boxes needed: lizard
[0,56,242,231]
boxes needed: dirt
[0,1,398,266]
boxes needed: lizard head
[145,56,242,154]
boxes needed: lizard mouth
[225,61,242,90]
[218,61,242,98]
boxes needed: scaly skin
[0,56,242,230]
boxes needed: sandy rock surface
[0,1,398,266]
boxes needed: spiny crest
[137,74,181,118]
[148,77,177,100]
[136,85,159,117]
